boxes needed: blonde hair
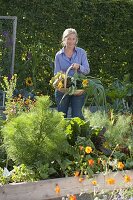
[61,28,78,46]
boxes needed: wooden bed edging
[0,170,132,200]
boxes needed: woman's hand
[72,63,80,70]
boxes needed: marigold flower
[88,159,94,166]
[85,146,92,154]
[82,79,89,87]
[124,175,131,183]
[106,178,115,185]
[92,180,97,186]
[25,77,33,86]
[117,162,124,170]
[69,195,77,200]
[55,183,60,194]
[74,171,80,177]
[79,177,84,182]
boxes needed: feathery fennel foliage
[2,96,69,166]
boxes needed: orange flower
[79,177,84,182]
[74,171,80,177]
[92,180,97,186]
[85,146,92,154]
[69,195,77,200]
[124,175,131,183]
[98,158,101,164]
[88,159,94,166]
[117,162,124,170]
[106,178,115,185]
[55,183,60,194]
[79,146,84,151]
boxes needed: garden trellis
[0,16,17,107]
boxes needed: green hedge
[0,0,132,96]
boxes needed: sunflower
[82,79,89,87]
[57,80,63,89]
[25,77,33,86]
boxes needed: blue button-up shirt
[54,47,90,76]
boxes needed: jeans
[55,90,85,119]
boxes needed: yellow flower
[117,162,124,170]
[92,180,97,186]
[106,178,115,185]
[57,80,63,89]
[25,77,33,86]
[82,79,89,87]
[85,146,92,154]
[124,175,131,183]
[24,98,31,105]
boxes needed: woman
[54,28,90,119]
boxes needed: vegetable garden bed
[0,170,132,200]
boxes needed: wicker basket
[58,65,84,96]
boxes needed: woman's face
[64,33,77,49]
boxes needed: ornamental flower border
[0,170,132,200]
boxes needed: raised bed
[0,170,132,200]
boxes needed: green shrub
[84,110,133,159]
[2,96,69,168]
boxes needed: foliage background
[0,0,132,99]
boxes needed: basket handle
[64,65,77,89]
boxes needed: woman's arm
[54,54,61,75]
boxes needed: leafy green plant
[11,164,35,183]
[1,74,17,120]
[0,164,36,185]
[106,75,133,113]
[2,96,69,171]
[84,110,133,167]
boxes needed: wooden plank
[0,170,132,200]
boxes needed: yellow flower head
[106,178,115,185]
[124,175,131,183]
[82,79,89,87]
[117,162,124,170]
[85,146,92,154]
[25,77,33,86]
[92,180,97,186]
[57,80,63,89]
